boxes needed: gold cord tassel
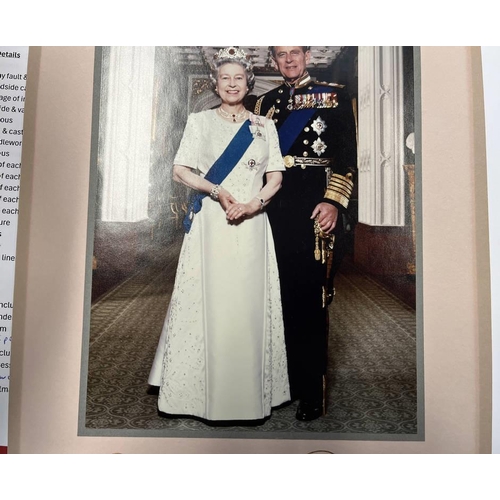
[314,221,321,261]
[314,219,335,263]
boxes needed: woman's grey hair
[209,47,255,92]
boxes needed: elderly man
[254,46,357,421]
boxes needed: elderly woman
[148,47,290,423]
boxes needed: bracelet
[254,196,265,210]
[210,184,221,201]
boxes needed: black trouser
[268,177,345,403]
[269,210,328,402]
[278,254,328,402]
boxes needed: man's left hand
[311,202,338,234]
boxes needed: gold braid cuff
[324,173,354,209]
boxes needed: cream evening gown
[148,110,290,421]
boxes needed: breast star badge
[311,116,327,136]
[312,138,327,156]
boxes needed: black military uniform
[254,72,357,419]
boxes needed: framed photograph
[8,46,491,454]
[77,46,422,441]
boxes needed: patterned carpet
[81,243,420,440]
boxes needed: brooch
[244,158,258,171]
[249,115,266,141]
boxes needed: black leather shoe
[295,399,324,421]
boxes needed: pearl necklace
[217,106,247,123]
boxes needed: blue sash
[277,84,332,154]
[183,119,253,233]
[278,108,316,155]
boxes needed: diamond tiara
[213,46,250,64]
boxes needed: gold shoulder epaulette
[265,105,275,120]
[316,81,345,89]
[254,96,264,115]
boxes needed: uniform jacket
[254,72,357,216]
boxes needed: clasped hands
[218,188,261,223]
